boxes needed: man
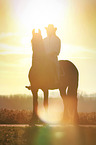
[44,24,61,83]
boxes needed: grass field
[0,109,96,125]
[0,125,96,145]
[0,95,96,144]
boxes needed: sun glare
[18,0,65,38]
[38,105,63,124]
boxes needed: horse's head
[31,29,45,56]
[32,29,43,46]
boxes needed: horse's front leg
[44,90,48,112]
[31,89,39,123]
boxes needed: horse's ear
[32,29,35,35]
[38,29,41,35]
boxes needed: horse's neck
[32,41,45,56]
[32,47,45,67]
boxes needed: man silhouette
[44,24,61,83]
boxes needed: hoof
[29,117,39,126]
[29,114,46,126]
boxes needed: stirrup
[25,86,31,90]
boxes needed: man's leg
[53,57,60,83]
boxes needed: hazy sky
[0,0,96,95]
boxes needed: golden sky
[0,0,96,95]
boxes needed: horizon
[0,90,96,98]
[0,0,96,95]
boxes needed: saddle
[26,60,65,90]
[33,58,64,84]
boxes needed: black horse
[26,29,79,124]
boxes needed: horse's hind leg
[67,86,78,124]
[60,87,68,123]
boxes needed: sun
[16,0,69,58]
[18,0,64,38]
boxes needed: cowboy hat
[45,24,57,31]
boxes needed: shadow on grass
[23,125,96,145]
[0,126,96,145]
[23,126,52,145]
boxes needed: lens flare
[38,105,63,124]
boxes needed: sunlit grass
[0,125,96,145]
